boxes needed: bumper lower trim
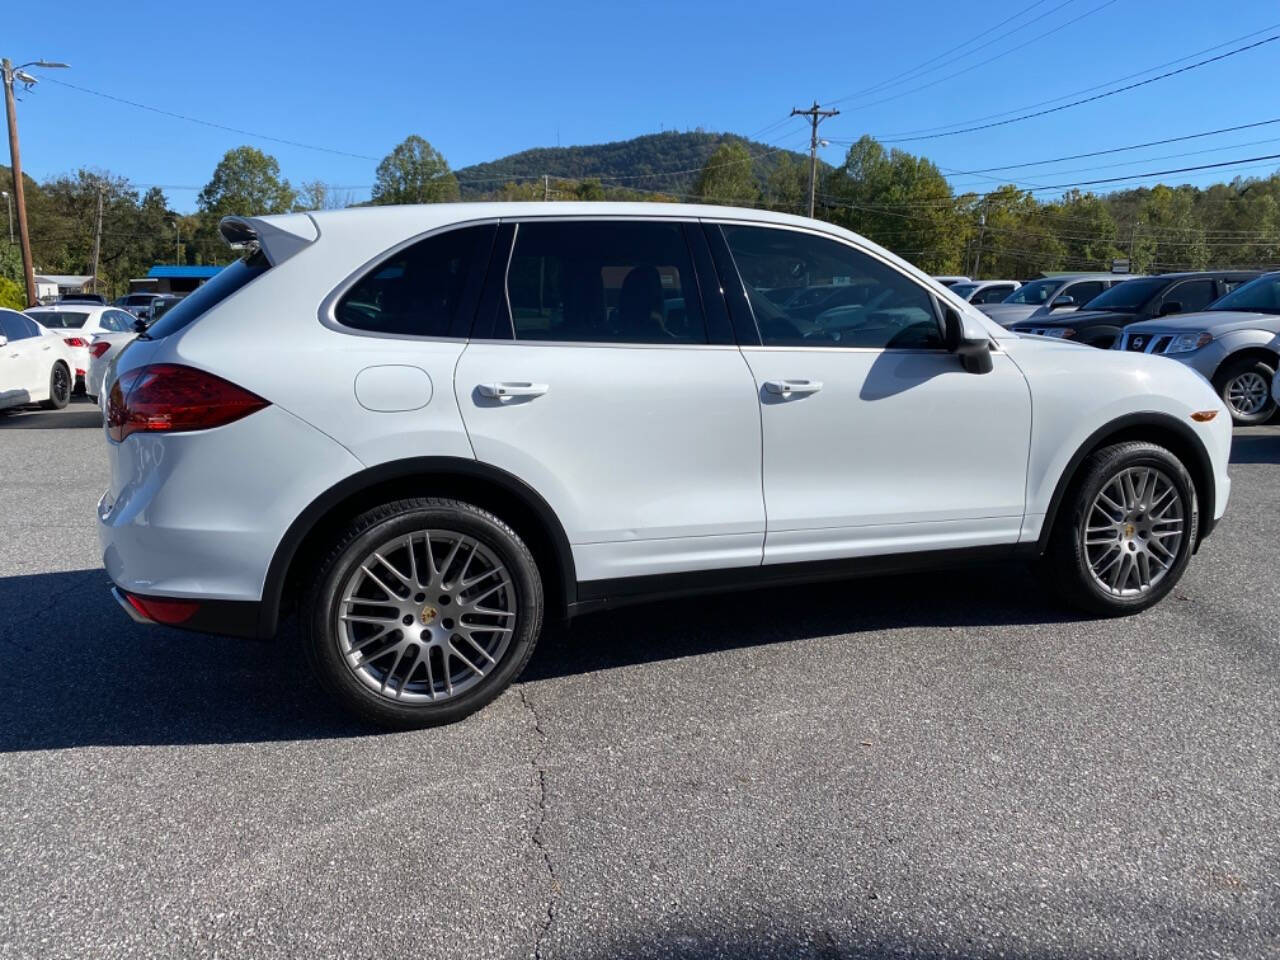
[109,586,268,639]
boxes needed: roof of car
[26,304,110,313]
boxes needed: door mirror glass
[1051,295,1075,309]
[1158,300,1183,317]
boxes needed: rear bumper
[111,586,266,638]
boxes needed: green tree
[764,154,807,214]
[0,275,24,310]
[693,142,760,207]
[1135,185,1208,272]
[197,147,297,218]
[372,135,460,205]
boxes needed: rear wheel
[1213,356,1275,425]
[303,498,543,728]
[40,362,71,410]
[1045,441,1197,616]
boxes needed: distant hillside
[453,131,814,199]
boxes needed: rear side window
[145,254,268,339]
[975,284,1013,304]
[335,224,495,338]
[0,311,35,340]
[1165,279,1217,313]
[505,220,707,344]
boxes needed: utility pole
[972,201,988,278]
[2,56,70,306]
[89,185,103,293]
[791,100,839,219]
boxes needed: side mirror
[943,307,994,375]
[1051,295,1076,309]
[1158,300,1183,317]
[132,319,148,333]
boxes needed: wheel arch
[1033,412,1216,555]
[258,457,577,637]
[1211,345,1280,383]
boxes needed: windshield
[1208,272,1280,314]
[1079,277,1166,311]
[949,282,979,299]
[26,310,88,329]
[1004,279,1057,305]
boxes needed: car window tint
[1167,280,1217,313]
[335,225,493,338]
[975,285,1012,304]
[26,310,89,329]
[506,221,706,344]
[722,225,941,349]
[0,311,29,340]
[102,310,131,332]
[1066,281,1105,305]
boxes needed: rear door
[0,311,44,397]
[454,218,764,583]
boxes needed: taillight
[90,341,112,358]
[124,592,199,625]
[106,363,269,442]
[64,337,87,348]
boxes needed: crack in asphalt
[519,685,558,960]
[0,569,104,650]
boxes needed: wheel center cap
[419,605,439,626]
[1123,522,1136,539]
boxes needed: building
[34,274,96,304]
[128,265,223,295]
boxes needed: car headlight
[1164,332,1212,354]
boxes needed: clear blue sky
[9,0,1280,212]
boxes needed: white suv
[98,203,1233,727]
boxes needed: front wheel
[303,498,543,728]
[40,362,71,410]
[1214,357,1276,425]
[1045,442,1197,616]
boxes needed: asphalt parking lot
[0,398,1277,960]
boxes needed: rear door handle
[478,381,550,399]
[763,379,823,398]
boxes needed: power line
[868,22,1280,139]
[871,32,1280,143]
[823,0,1060,105]
[1024,152,1280,190]
[828,0,1120,113]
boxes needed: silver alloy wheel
[1083,466,1185,597]
[1225,371,1270,416]
[336,530,516,703]
[52,364,70,404]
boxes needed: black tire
[1044,441,1198,616]
[303,498,543,729]
[40,362,71,410]
[1213,356,1276,425]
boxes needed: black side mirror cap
[943,307,994,374]
[1158,301,1183,316]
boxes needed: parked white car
[0,309,75,411]
[25,305,138,395]
[947,279,1021,305]
[98,203,1232,728]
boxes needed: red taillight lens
[107,363,269,442]
[64,337,87,348]
[90,341,112,358]
[124,592,199,625]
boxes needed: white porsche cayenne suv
[98,203,1232,727]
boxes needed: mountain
[452,131,813,199]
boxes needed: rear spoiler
[219,214,318,266]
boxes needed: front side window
[722,224,941,349]
[1004,279,1055,305]
[336,224,494,338]
[1064,280,1105,307]
[1208,272,1280,314]
[506,220,706,344]
[1164,279,1217,314]
[974,284,1014,304]
[102,310,134,332]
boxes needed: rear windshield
[27,310,89,328]
[143,255,268,339]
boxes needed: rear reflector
[123,592,200,625]
[107,363,269,442]
[64,337,87,348]
[90,341,112,358]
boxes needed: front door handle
[478,381,550,399]
[763,379,823,398]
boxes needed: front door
[455,219,765,583]
[714,223,1032,565]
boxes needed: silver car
[979,273,1132,328]
[1118,271,1280,425]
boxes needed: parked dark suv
[1009,271,1260,348]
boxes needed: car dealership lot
[0,402,1277,959]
